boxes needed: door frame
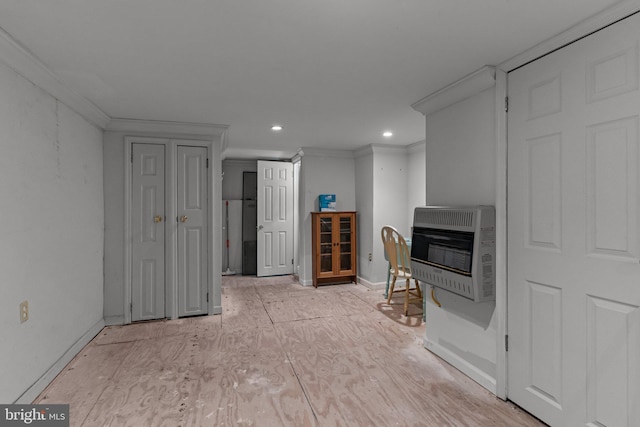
[124,136,216,323]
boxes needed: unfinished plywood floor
[35,276,545,426]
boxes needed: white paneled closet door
[177,145,208,317]
[131,143,166,321]
[507,13,640,427]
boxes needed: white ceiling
[0,0,625,158]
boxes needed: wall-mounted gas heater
[411,206,495,302]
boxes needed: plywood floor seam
[75,342,136,426]
[35,276,545,426]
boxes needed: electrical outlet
[368,253,372,262]
[20,300,29,323]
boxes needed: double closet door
[507,12,640,427]
[131,142,209,321]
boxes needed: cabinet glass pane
[340,217,351,232]
[320,243,333,255]
[340,253,351,270]
[320,218,332,233]
[320,255,332,273]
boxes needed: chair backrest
[380,226,411,275]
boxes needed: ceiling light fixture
[271,125,283,131]
[382,131,393,138]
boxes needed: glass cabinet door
[338,214,354,273]
[319,216,334,273]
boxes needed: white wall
[292,158,301,278]
[298,148,356,286]
[0,63,104,403]
[354,148,374,283]
[406,140,426,227]
[423,86,498,390]
[297,154,308,280]
[426,90,495,205]
[221,200,242,274]
[222,159,257,200]
[102,131,126,323]
[353,143,425,287]
[353,144,425,288]
[371,146,410,284]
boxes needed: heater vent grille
[414,208,475,228]
[413,266,474,299]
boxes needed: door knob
[154,215,163,223]
[257,225,264,230]
[180,215,188,223]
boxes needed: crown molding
[220,130,229,152]
[406,140,426,154]
[299,147,355,159]
[353,145,374,158]
[371,144,408,155]
[222,159,257,166]
[0,27,110,129]
[221,147,295,161]
[106,118,228,139]
[412,66,496,116]
[291,149,304,163]
[353,142,423,158]
[499,2,640,72]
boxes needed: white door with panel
[508,14,640,427]
[131,143,165,321]
[257,160,294,276]
[177,146,208,317]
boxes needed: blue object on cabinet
[318,194,336,211]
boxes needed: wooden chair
[381,226,422,316]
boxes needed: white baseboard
[104,315,124,326]
[424,338,497,395]
[298,278,313,287]
[15,319,105,404]
[357,276,386,291]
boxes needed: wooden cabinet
[311,211,357,287]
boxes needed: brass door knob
[154,215,163,223]
[180,215,188,223]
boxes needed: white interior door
[131,143,165,321]
[177,146,208,317]
[507,14,640,427]
[257,160,294,277]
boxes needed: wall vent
[414,208,475,228]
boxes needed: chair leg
[404,278,410,316]
[384,262,391,298]
[415,279,422,298]
[387,276,397,305]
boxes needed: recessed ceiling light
[271,125,283,131]
[382,131,393,138]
